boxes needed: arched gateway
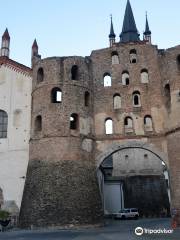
[96,141,170,217]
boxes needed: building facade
[0,29,32,212]
[20,0,180,227]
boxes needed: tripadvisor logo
[135,226,174,235]
[135,227,143,236]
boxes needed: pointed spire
[2,28,10,40]
[109,15,116,38]
[120,0,140,43]
[31,39,39,60]
[31,38,41,66]
[143,12,151,44]
[144,12,151,35]
[1,28,10,58]
[109,15,116,47]
[32,39,38,49]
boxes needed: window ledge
[133,106,142,112]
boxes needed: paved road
[1,218,180,240]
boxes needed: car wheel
[134,215,138,220]
[121,215,125,220]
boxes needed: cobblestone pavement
[0,218,180,240]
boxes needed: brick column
[167,131,180,226]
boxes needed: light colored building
[0,29,32,210]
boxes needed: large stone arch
[96,141,171,217]
[96,141,168,168]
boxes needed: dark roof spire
[144,12,151,35]
[32,39,38,49]
[2,28,10,40]
[109,15,116,38]
[120,0,140,43]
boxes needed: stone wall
[19,57,103,228]
[123,175,170,217]
[20,40,180,227]
[167,131,180,226]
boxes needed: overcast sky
[0,0,179,67]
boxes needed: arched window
[103,73,112,87]
[122,71,130,85]
[133,91,141,107]
[84,91,90,107]
[71,65,79,80]
[51,87,62,103]
[124,116,133,133]
[130,49,137,63]
[141,69,149,83]
[35,115,42,132]
[70,113,78,130]
[105,118,113,134]
[0,110,8,138]
[177,55,180,71]
[164,84,171,108]
[144,115,153,132]
[111,51,119,64]
[113,94,121,109]
[37,68,44,83]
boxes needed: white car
[114,208,139,220]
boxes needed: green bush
[0,210,10,220]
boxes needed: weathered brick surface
[20,41,180,227]
[167,131,180,226]
[20,159,102,228]
[124,175,170,217]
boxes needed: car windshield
[125,209,130,213]
[119,210,125,213]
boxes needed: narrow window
[130,49,137,63]
[133,91,141,107]
[84,91,90,107]
[105,118,113,134]
[141,69,149,83]
[124,117,133,133]
[51,87,62,103]
[124,117,133,128]
[164,84,171,108]
[111,51,119,64]
[177,55,180,71]
[37,67,44,83]
[144,115,153,131]
[113,94,121,109]
[70,113,78,130]
[13,109,22,127]
[122,71,130,86]
[0,110,8,138]
[71,65,79,80]
[35,115,42,132]
[104,73,111,87]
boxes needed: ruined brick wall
[19,57,103,228]
[167,131,180,225]
[91,43,166,139]
[19,40,180,227]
